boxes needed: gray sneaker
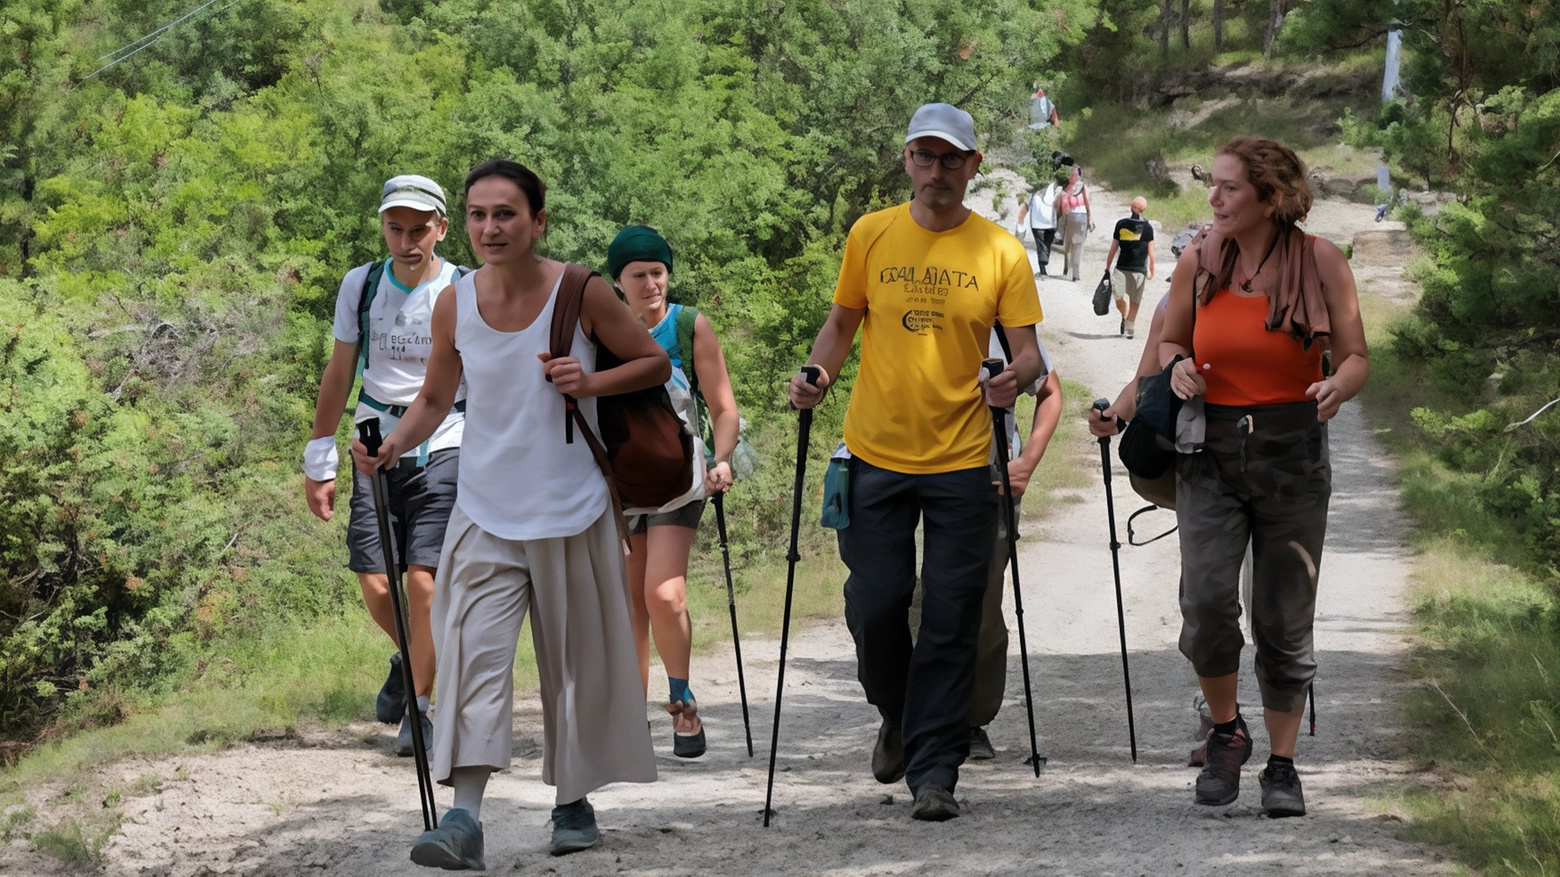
[968,727,996,761]
[1260,761,1307,817]
[410,807,485,871]
[549,798,599,856]
[910,786,961,821]
[396,711,432,758]
[1194,715,1253,806]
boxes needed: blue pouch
[820,443,851,530]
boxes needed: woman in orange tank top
[1157,136,1369,819]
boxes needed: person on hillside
[1159,136,1369,818]
[1027,85,1061,130]
[788,102,1044,822]
[1104,196,1157,338]
[1014,168,1064,279]
[607,224,741,760]
[1058,166,1093,282]
[910,332,1062,760]
[303,174,463,758]
[353,159,664,868]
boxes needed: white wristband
[303,436,339,482]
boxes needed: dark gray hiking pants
[840,458,997,795]
[1176,401,1331,713]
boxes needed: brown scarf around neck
[1194,225,1331,350]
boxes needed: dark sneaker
[968,727,996,761]
[1260,762,1307,817]
[670,700,706,758]
[871,719,905,784]
[1194,715,1253,806]
[410,807,485,870]
[549,798,599,856]
[396,711,432,758]
[376,652,406,724]
[910,786,960,821]
[1119,317,1126,335]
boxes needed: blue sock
[668,676,693,707]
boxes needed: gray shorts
[626,498,706,535]
[1113,269,1148,305]
[347,448,459,573]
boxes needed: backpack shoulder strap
[549,263,596,360]
[356,260,387,378]
[993,322,1013,363]
[675,304,700,397]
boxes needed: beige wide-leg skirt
[430,503,656,804]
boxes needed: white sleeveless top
[453,269,609,540]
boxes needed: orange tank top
[1192,289,1324,406]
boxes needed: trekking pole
[763,365,820,827]
[1092,399,1139,763]
[1308,684,1316,736]
[711,492,754,758]
[983,359,1043,777]
[357,420,438,831]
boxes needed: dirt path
[4,184,1454,877]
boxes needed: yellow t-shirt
[834,203,1044,474]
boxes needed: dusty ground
[2,183,1455,877]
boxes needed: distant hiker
[354,159,664,869]
[303,173,462,758]
[1014,168,1064,279]
[910,333,1062,761]
[1027,85,1060,130]
[607,224,742,760]
[788,102,1045,822]
[1058,165,1093,281]
[1104,196,1156,338]
[1159,136,1369,818]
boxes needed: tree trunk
[1214,0,1224,53]
[1160,0,1171,60]
[1263,0,1287,59]
[1181,0,1190,49]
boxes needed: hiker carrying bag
[549,264,695,510]
[1118,355,1186,482]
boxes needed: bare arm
[1016,202,1030,226]
[1306,240,1369,421]
[1009,370,1063,495]
[1158,247,1206,400]
[303,339,359,519]
[987,323,1041,409]
[351,287,464,471]
[1105,238,1120,274]
[692,312,741,490]
[788,303,865,409]
[558,274,671,397]
[1147,239,1156,281]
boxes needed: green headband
[607,225,673,280]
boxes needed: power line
[79,0,248,84]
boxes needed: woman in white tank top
[352,160,669,868]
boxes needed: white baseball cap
[379,174,447,216]
[905,103,978,152]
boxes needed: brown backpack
[548,264,694,511]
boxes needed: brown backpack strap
[547,263,630,546]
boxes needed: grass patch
[27,815,119,866]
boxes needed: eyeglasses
[907,148,975,170]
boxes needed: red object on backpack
[549,264,694,510]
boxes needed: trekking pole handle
[1092,398,1126,433]
[800,365,821,386]
[357,419,383,460]
[982,358,1004,382]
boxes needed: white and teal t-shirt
[331,257,464,457]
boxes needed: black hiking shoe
[1194,715,1252,806]
[910,786,961,821]
[410,807,485,871]
[1260,761,1307,817]
[871,719,905,784]
[549,798,599,856]
[968,727,996,761]
[376,652,406,724]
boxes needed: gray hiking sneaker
[549,798,599,856]
[871,719,905,784]
[1194,715,1253,806]
[910,786,960,821]
[1260,761,1307,817]
[968,727,996,761]
[396,711,432,758]
[410,807,485,871]
[376,652,406,724]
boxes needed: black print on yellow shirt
[902,309,944,334]
[880,265,981,336]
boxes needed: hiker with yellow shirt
[788,102,1044,823]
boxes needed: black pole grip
[982,358,1004,381]
[357,419,383,459]
[800,365,821,386]
[1093,398,1111,415]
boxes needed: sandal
[667,699,706,758]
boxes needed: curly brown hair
[1217,136,1312,225]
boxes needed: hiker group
[302,99,1367,869]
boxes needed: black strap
[1127,504,1178,546]
[994,322,1013,362]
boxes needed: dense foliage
[0,0,1094,745]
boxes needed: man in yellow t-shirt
[789,102,1044,822]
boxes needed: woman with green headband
[608,224,741,759]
